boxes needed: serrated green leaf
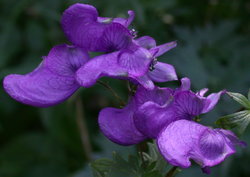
[227,92,250,109]
[91,158,114,175]
[216,110,250,135]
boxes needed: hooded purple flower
[134,77,225,138]
[76,36,178,90]
[61,3,135,52]
[157,119,246,174]
[98,77,225,144]
[3,45,89,107]
[62,3,177,89]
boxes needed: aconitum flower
[157,119,246,174]
[3,45,89,107]
[62,3,177,89]
[76,37,177,90]
[99,78,225,144]
[61,3,135,52]
[134,77,226,138]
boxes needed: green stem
[165,166,178,177]
[76,97,92,161]
[97,80,126,106]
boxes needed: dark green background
[0,0,250,176]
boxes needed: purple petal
[135,86,174,107]
[76,46,153,87]
[117,45,153,76]
[132,75,155,90]
[202,90,226,114]
[157,120,240,169]
[112,10,135,27]
[150,41,177,58]
[178,77,191,91]
[98,23,132,52]
[98,99,146,145]
[197,88,209,97]
[44,44,89,77]
[76,52,127,87]
[135,36,156,49]
[3,45,88,107]
[147,62,178,82]
[174,91,206,120]
[134,101,175,138]
[3,64,79,107]
[61,3,132,52]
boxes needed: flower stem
[165,166,178,177]
[97,80,126,106]
[76,97,92,161]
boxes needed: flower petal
[45,44,89,77]
[197,88,209,97]
[134,101,175,138]
[174,91,206,120]
[76,52,128,87]
[112,10,135,27]
[179,77,191,91]
[98,99,146,145]
[61,3,132,52]
[135,36,156,49]
[135,86,174,107]
[117,46,153,76]
[157,120,206,168]
[150,41,177,58]
[3,45,88,107]
[147,62,178,82]
[98,23,132,52]
[157,120,241,170]
[3,64,79,107]
[202,90,226,114]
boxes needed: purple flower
[76,36,178,90]
[3,45,89,107]
[98,77,225,145]
[61,3,135,52]
[134,77,225,138]
[61,3,177,89]
[157,119,246,174]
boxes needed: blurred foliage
[0,0,250,177]
[216,91,250,135]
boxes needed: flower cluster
[3,3,245,174]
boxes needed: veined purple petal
[45,44,89,77]
[135,36,156,49]
[150,41,177,58]
[76,52,127,87]
[147,62,178,82]
[98,23,132,52]
[98,99,146,145]
[135,86,174,107]
[202,90,226,114]
[134,101,175,138]
[76,46,153,88]
[61,3,132,52]
[157,120,243,170]
[3,45,89,107]
[174,91,206,120]
[3,64,78,107]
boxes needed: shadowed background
[0,0,250,176]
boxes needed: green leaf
[216,110,250,135]
[227,92,250,109]
[91,158,114,177]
